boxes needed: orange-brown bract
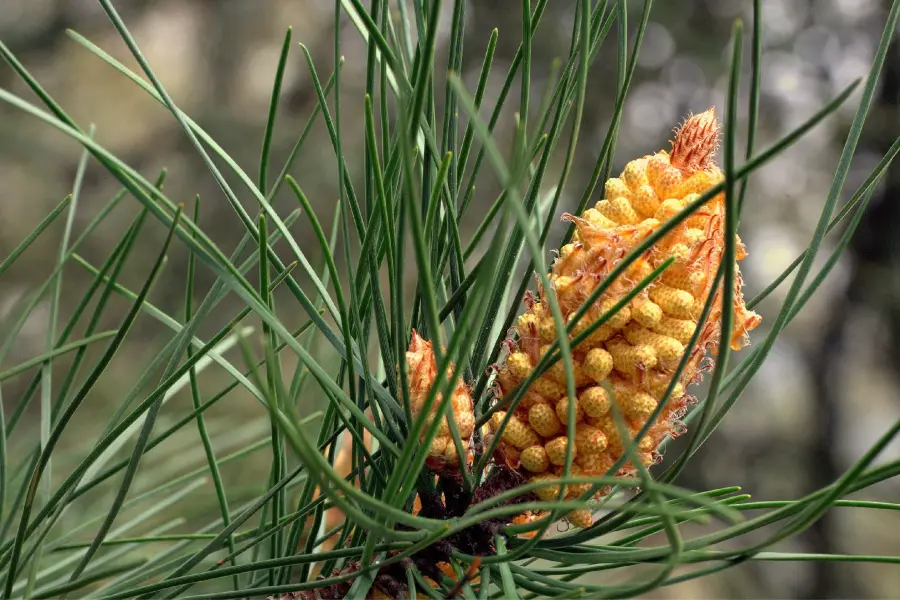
[490,107,762,527]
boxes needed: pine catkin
[403,330,477,473]
[488,107,762,527]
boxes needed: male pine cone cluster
[405,107,761,527]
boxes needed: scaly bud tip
[669,107,720,174]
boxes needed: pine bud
[403,330,476,473]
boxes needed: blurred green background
[2,1,900,597]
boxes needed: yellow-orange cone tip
[670,106,721,174]
[484,106,761,513]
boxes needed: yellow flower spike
[653,167,684,200]
[552,275,580,305]
[457,411,476,438]
[579,386,611,418]
[443,440,459,463]
[685,216,710,233]
[652,315,697,345]
[489,411,507,433]
[519,390,550,410]
[528,402,563,438]
[452,388,471,411]
[645,154,672,188]
[583,347,614,383]
[649,284,696,319]
[632,184,661,217]
[625,257,655,284]
[559,464,592,498]
[582,207,617,229]
[537,315,558,342]
[623,322,685,362]
[520,445,551,473]
[530,473,562,502]
[532,377,567,400]
[604,177,633,201]
[569,313,615,349]
[576,450,614,475]
[678,170,716,196]
[545,437,575,466]
[554,244,592,278]
[435,415,451,437]
[516,312,539,338]
[507,351,533,380]
[608,197,642,225]
[655,197,687,221]
[555,397,585,425]
[542,345,592,386]
[597,298,632,329]
[647,376,685,400]
[567,508,594,529]
[668,243,693,263]
[574,423,608,456]
[429,436,448,456]
[594,199,615,221]
[612,380,658,420]
[622,158,649,188]
[499,414,542,450]
[607,339,658,376]
[595,420,623,454]
[558,242,578,260]
[661,266,707,295]
[632,299,663,329]
[682,227,706,247]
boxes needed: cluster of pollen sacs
[485,108,762,529]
